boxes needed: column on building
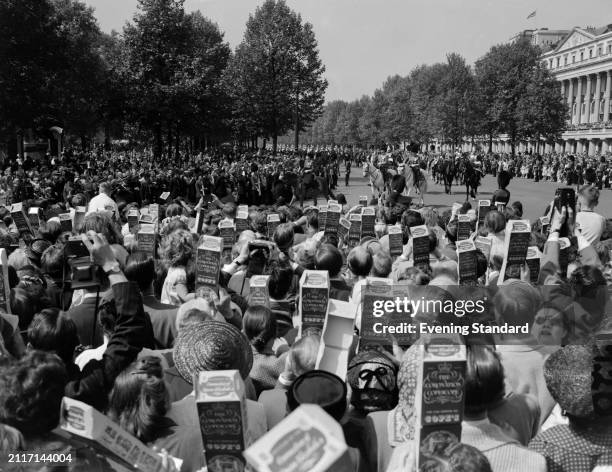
[567,78,574,121]
[575,76,583,125]
[584,74,592,124]
[594,72,602,122]
[605,71,612,123]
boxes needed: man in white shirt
[87,182,119,221]
[575,184,606,245]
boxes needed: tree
[227,0,327,153]
[475,39,567,155]
[0,0,105,153]
[438,53,476,150]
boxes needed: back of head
[268,261,293,299]
[347,246,373,277]
[578,184,600,209]
[40,243,64,280]
[315,243,343,277]
[273,223,295,251]
[493,281,542,327]
[484,211,506,234]
[286,334,320,377]
[464,344,505,415]
[371,252,392,278]
[124,251,156,292]
[27,308,79,366]
[243,305,276,352]
[107,357,168,443]
[0,351,67,437]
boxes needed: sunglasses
[534,313,564,326]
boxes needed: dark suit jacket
[66,297,104,347]
[143,295,178,349]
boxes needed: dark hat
[173,321,253,384]
[287,370,347,421]
[543,344,595,419]
[336,193,347,205]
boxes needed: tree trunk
[294,97,300,151]
[167,123,173,160]
[154,123,162,159]
[488,133,493,153]
[175,124,180,160]
[511,131,516,157]
[273,135,278,155]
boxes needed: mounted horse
[462,158,483,200]
[400,157,428,206]
[439,157,456,195]
[284,169,327,206]
[363,158,387,199]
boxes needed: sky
[83,0,611,102]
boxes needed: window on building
[591,100,595,114]
[580,52,584,61]
[564,56,568,65]
[556,57,560,67]
[573,103,577,116]
[608,44,612,54]
[589,50,593,58]
[598,47,602,56]
[582,103,586,115]
[573,55,576,63]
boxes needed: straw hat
[173,321,253,383]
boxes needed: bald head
[347,246,373,277]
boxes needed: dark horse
[439,158,456,195]
[462,159,482,200]
[284,170,330,206]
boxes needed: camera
[64,236,101,290]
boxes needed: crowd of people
[0,145,611,472]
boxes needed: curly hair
[81,212,122,245]
[107,357,169,444]
[159,229,195,268]
[0,351,68,437]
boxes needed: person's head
[40,243,64,280]
[39,219,62,244]
[243,306,276,352]
[107,357,168,444]
[273,223,294,252]
[284,334,320,378]
[27,308,79,366]
[347,350,398,413]
[165,203,183,218]
[222,203,236,220]
[159,229,194,268]
[347,246,373,278]
[315,243,343,277]
[251,212,268,235]
[437,443,493,472]
[577,184,600,210]
[99,182,112,196]
[464,344,505,416]
[8,249,29,272]
[484,211,505,234]
[0,351,67,437]
[510,201,523,218]
[445,220,458,244]
[11,285,49,331]
[306,212,319,233]
[124,251,156,293]
[493,281,542,331]
[81,212,121,245]
[371,252,392,278]
[397,266,431,285]
[421,207,439,228]
[173,320,253,383]
[268,261,293,300]
[402,210,424,230]
[531,306,569,346]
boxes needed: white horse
[400,163,428,206]
[363,160,386,199]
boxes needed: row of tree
[295,40,568,154]
[0,0,328,157]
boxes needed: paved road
[333,166,612,221]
